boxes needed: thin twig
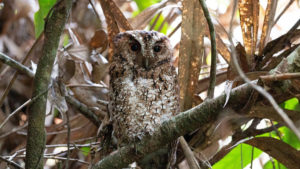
[0,156,23,169]
[157,9,174,32]
[10,155,89,165]
[0,99,31,130]
[0,33,43,107]
[66,83,107,88]
[65,95,102,127]
[250,146,254,169]
[273,0,295,26]
[229,0,238,37]
[260,72,300,81]
[65,111,70,169]
[0,52,34,77]
[4,142,101,162]
[168,22,181,38]
[270,121,282,141]
[17,124,86,136]
[0,86,51,130]
[150,12,162,30]
[0,124,27,139]
[198,0,217,99]
[88,0,102,24]
[179,136,200,169]
[44,156,89,165]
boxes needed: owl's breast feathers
[109,63,179,144]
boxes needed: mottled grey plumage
[109,30,179,145]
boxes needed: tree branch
[0,33,43,107]
[93,82,254,169]
[0,52,34,77]
[93,43,300,168]
[246,137,300,169]
[65,95,102,127]
[198,0,217,99]
[25,0,72,168]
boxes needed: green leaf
[279,126,300,150]
[63,34,69,47]
[263,160,287,169]
[150,14,169,34]
[34,0,57,38]
[280,97,300,112]
[80,146,91,156]
[133,0,161,11]
[256,126,300,150]
[213,144,263,169]
[132,0,169,34]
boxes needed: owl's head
[113,30,173,71]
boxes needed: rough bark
[25,0,72,169]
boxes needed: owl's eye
[130,43,140,52]
[153,45,161,52]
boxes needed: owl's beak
[144,58,149,70]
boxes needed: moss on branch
[25,0,72,169]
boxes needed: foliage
[34,0,57,37]
[133,0,161,11]
[213,144,262,169]
[281,97,300,112]
[133,0,168,34]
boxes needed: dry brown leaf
[257,29,300,69]
[227,43,249,80]
[238,0,259,66]
[258,0,278,55]
[262,44,300,71]
[67,61,108,118]
[236,43,249,72]
[89,29,108,51]
[67,45,90,62]
[98,0,120,62]
[91,53,109,83]
[103,0,132,31]
[179,0,205,110]
[59,58,75,83]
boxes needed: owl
[109,30,179,146]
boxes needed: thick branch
[93,83,254,169]
[25,0,72,169]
